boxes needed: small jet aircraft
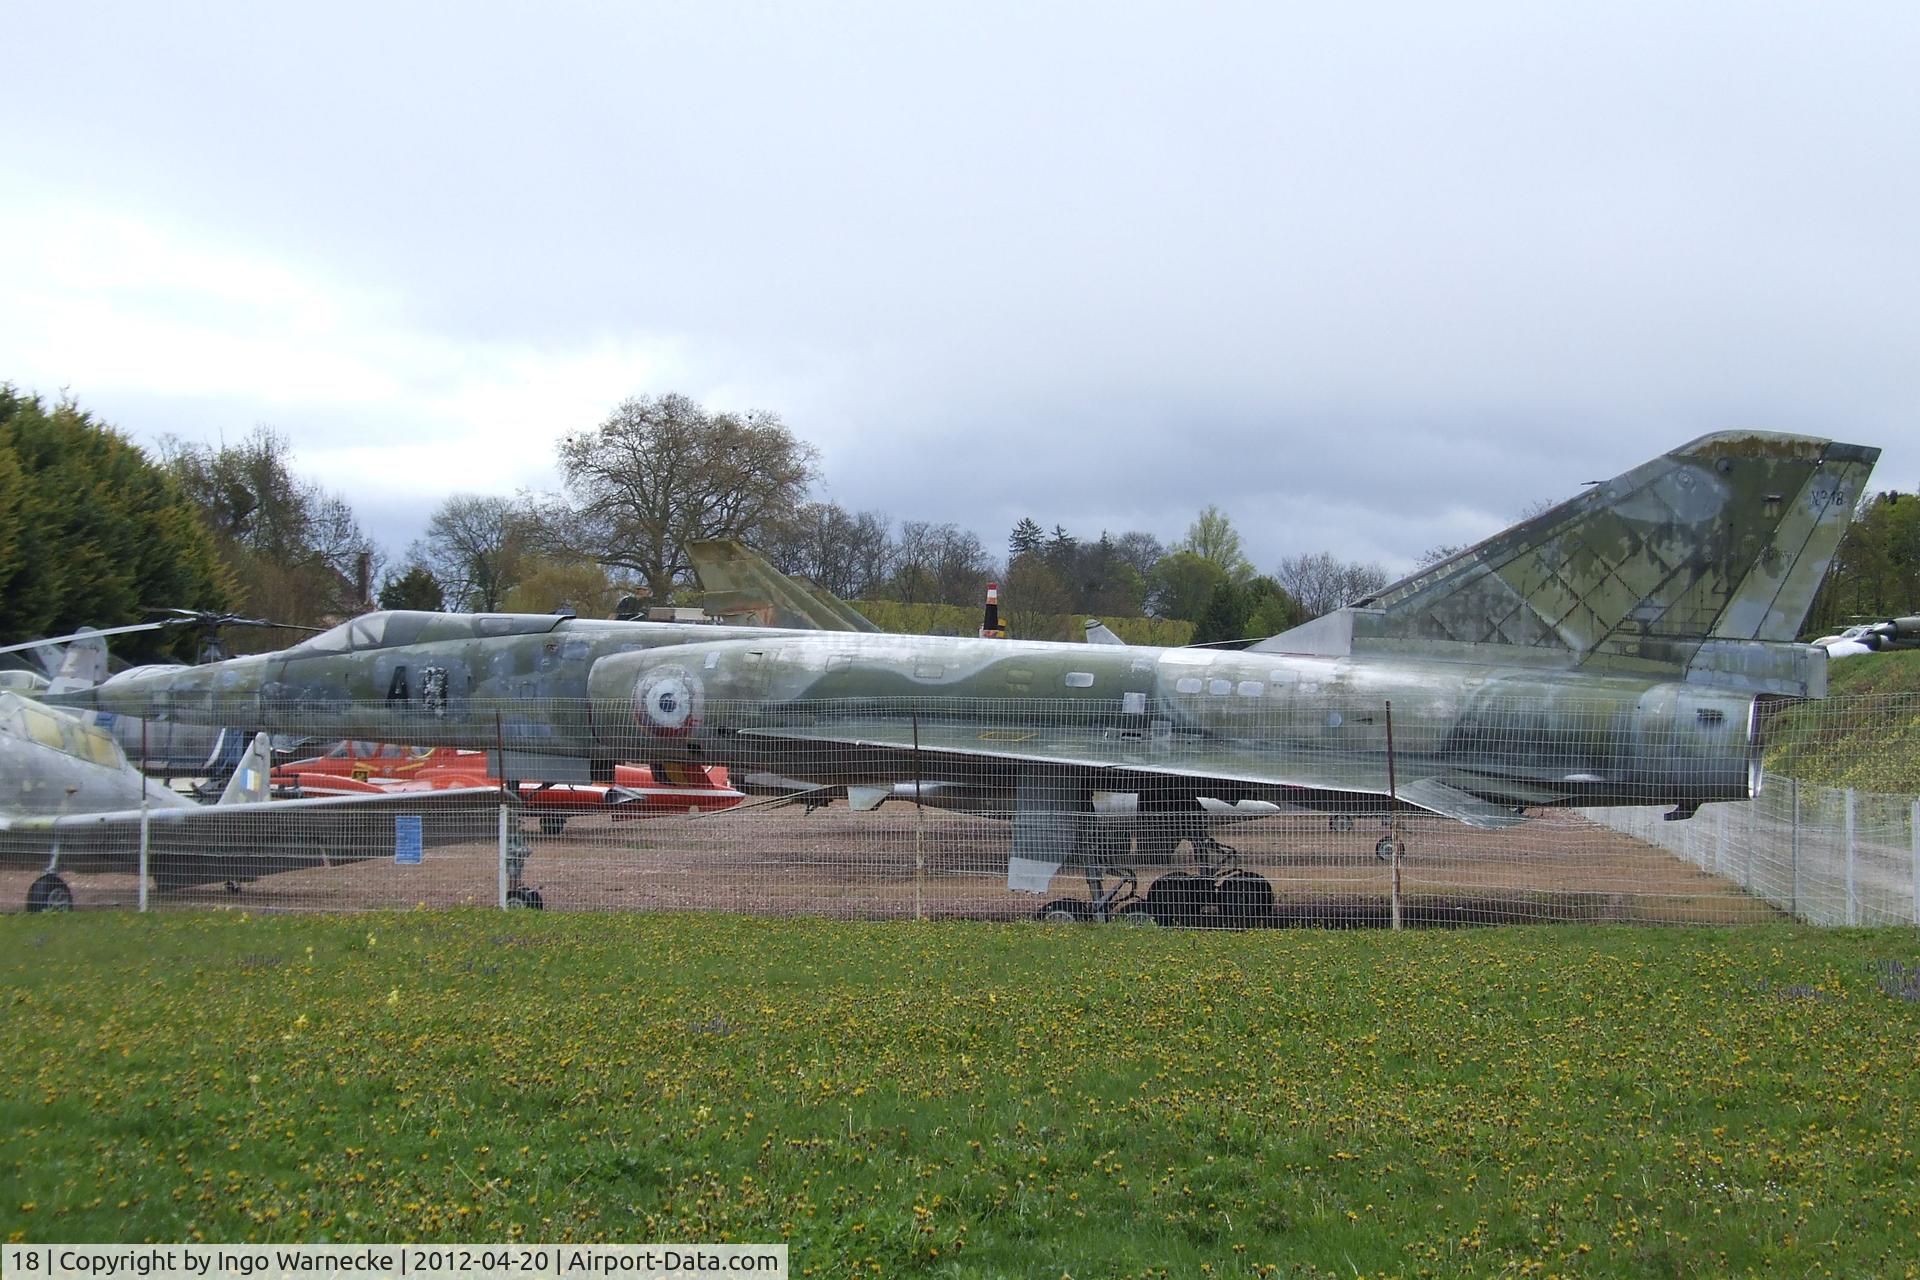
[54,432,1879,923]
[0,690,495,911]
[274,741,743,828]
[1812,616,1920,658]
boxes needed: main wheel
[1330,814,1355,833]
[1145,873,1215,928]
[26,874,74,913]
[1216,869,1275,927]
[538,815,568,836]
[506,887,545,910]
[1375,835,1403,862]
[1037,899,1093,924]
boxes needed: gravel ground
[2,804,1781,925]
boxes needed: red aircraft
[272,741,744,830]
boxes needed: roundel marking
[633,665,704,737]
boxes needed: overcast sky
[4,2,1915,578]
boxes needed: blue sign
[393,815,423,865]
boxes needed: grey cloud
[4,2,1915,576]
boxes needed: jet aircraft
[1812,616,1920,658]
[0,690,495,911]
[274,741,743,827]
[55,432,1879,922]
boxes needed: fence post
[497,804,510,910]
[138,719,149,913]
[1844,788,1858,927]
[137,799,150,914]
[1744,791,1755,893]
[1911,798,1919,928]
[1386,701,1402,933]
[1790,779,1801,922]
[912,712,925,923]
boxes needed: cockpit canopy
[0,692,128,770]
[288,611,569,656]
[321,740,436,762]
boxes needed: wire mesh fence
[3,691,1914,927]
[1584,784,1919,926]
[1651,689,1920,926]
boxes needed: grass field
[1765,650,1920,793]
[3,914,1918,1277]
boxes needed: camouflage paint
[54,432,1877,852]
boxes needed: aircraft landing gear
[502,825,544,910]
[1035,869,1151,925]
[1143,871,1213,927]
[1036,839,1277,930]
[1037,898,1093,923]
[1216,866,1276,924]
[1144,837,1275,929]
[26,873,73,913]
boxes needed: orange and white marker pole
[980,582,1008,638]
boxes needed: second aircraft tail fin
[687,539,880,632]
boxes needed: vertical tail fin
[50,631,109,690]
[216,732,274,805]
[1349,431,1878,665]
[687,539,881,632]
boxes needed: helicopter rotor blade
[3,612,327,658]
[140,609,326,634]
[0,620,174,656]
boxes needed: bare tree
[416,494,529,612]
[557,393,819,600]
[753,502,896,600]
[1274,551,1389,618]
[162,426,377,627]
[1110,530,1166,581]
[889,521,996,606]
[839,510,897,600]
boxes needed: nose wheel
[502,824,545,909]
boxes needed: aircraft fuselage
[70,613,1762,814]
